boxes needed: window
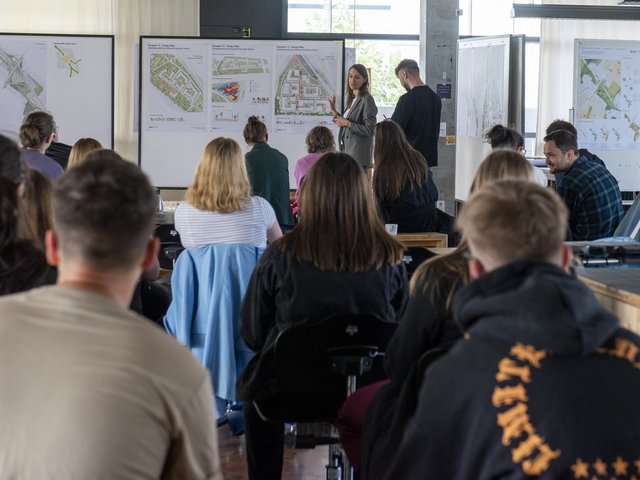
[346,38,419,108]
[287,0,419,35]
[287,0,420,108]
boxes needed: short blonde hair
[67,138,103,169]
[185,137,250,213]
[457,180,567,267]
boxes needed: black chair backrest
[273,315,397,398]
[154,224,183,269]
[402,247,437,278]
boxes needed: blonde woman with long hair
[175,137,282,248]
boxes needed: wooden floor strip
[218,425,330,480]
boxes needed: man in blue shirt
[543,129,623,240]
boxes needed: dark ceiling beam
[512,3,640,21]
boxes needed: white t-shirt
[175,196,276,248]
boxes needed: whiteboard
[454,35,524,202]
[574,39,640,191]
[139,37,344,188]
[0,33,114,148]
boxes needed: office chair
[153,224,184,270]
[402,246,437,278]
[253,314,397,479]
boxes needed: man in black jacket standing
[391,59,441,167]
[384,180,640,479]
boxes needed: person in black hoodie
[357,150,537,478]
[384,180,640,479]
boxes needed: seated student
[293,126,335,198]
[23,169,53,251]
[67,137,103,169]
[372,120,457,246]
[544,129,623,240]
[175,137,282,248]
[0,177,55,295]
[546,118,606,167]
[353,150,537,477]
[484,123,547,187]
[19,111,64,182]
[384,180,640,479]
[45,121,72,170]
[0,156,222,479]
[0,135,55,295]
[243,116,294,229]
[65,147,169,324]
[237,152,408,480]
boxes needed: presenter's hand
[329,95,338,115]
[334,117,352,128]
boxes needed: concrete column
[422,0,459,215]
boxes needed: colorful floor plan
[212,81,241,102]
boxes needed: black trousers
[244,401,285,480]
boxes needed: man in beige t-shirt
[0,154,222,479]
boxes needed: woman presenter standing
[329,64,378,170]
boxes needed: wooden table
[396,232,448,248]
[577,267,640,335]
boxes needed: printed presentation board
[139,36,344,188]
[574,39,640,192]
[454,35,524,202]
[0,33,114,148]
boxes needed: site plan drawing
[140,37,343,188]
[274,44,337,134]
[456,42,508,138]
[150,53,204,112]
[576,41,640,151]
[144,42,206,132]
[0,39,46,130]
[54,44,81,77]
[0,34,113,149]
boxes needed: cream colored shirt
[0,286,222,480]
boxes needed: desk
[396,232,448,248]
[578,267,640,335]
